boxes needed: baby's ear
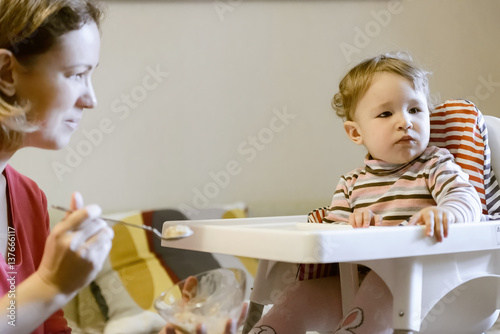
[0,49,17,97]
[344,121,363,145]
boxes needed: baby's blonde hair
[332,53,433,122]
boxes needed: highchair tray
[161,216,500,263]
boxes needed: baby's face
[347,72,430,164]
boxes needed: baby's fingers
[423,211,435,238]
[348,213,358,228]
[409,211,434,238]
[349,211,369,228]
[407,212,420,226]
[433,211,449,242]
[362,211,372,228]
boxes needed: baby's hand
[408,206,455,242]
[349,209,382,228]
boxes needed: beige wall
[10,0,500,220]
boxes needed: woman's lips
[64,119,79,130]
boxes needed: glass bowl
[154,268,246,334]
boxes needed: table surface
[161,216,500,263]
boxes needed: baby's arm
[323,176,351,224]
[408,150,482,241]
[325,173,384,228]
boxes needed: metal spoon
[51,205,193,241]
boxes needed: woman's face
[14,21,100,150]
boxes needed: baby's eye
[378,111,392,118]
[409,107,421,114]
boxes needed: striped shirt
[325,146,482,225]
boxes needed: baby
[325,53,482,241]
[249,53,482,334]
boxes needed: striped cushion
[429,99,500,218]
[299,99,500,280]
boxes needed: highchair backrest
[485,115,500,215]
[428,99,500,219]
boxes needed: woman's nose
[79,82,98,109]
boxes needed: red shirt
[0,165,70,333]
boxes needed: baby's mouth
[396,135,416,144]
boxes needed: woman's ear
[344,121,363,145]
[0,49,17,97]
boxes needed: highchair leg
[244,258,426,333]
[242,302,264,334]
[242,260,298,334]
[339,263,360,315]
[391,258,423,331]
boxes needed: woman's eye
[70,72,86,80]
[378,111,392,118]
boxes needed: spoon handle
[51,205,192,241]
[51,205,155,232]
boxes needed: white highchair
[160,100,500,334]
[242,99,500,334]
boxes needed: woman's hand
[161,320,236,334]
[158,274,248,334]
[408,206,455,242]
[160,303,248,334]
[36,192,114,295]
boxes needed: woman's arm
[0,195,113,333]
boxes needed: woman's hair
[0,0,104,151]
[332,53,433,122]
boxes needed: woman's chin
[52,139,71,150]
[25,137,71,151]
